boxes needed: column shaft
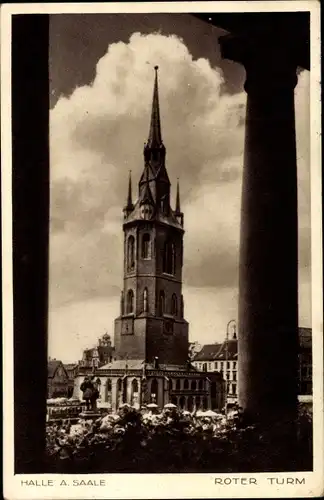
[239,78,299,420]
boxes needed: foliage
[45,403,312,473]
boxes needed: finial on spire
[146,65,163,148]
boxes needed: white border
[1,2,322,499]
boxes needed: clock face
[140,204,154,220]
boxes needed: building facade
[193,327,312,404]
[47,360,70,398]
[63,363,79,397]
[192,339,238,404]
[79,333,115,369]
[74,67,225,412]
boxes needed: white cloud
[49,33,311,361]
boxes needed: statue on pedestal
[80,376,100,412]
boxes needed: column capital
[219,33,299,93]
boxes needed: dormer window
[140,204,153,220]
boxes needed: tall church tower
[114,66,188,366]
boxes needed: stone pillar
[111,379,118,411]
[136,378,142,408]
[219,34,300,424]
[157,378,164,408]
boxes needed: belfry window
[163,240,175,275]
[171,294,177,316]
[126,289,134,314]
[127,236,135,271]
[159,291,165,316]
[142,233,151,259]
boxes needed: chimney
[153,356,159,369]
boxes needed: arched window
[198,379,204,391]
[151,379,158,404]
[122,378,128,403]
[184,379,189,390]
[126,289,134,314]
[143,288,148,313]
[187,396,193,412]
[179,396,185,409]
[171,294,177,316]
[163,240,175,274]
[142,233,151,259]
[191,380,197,391]
[127,236,135,271]
[131,379,139,408]
[132,379,139,393]
[105,378,112,404]
[159,291,165,316]
[116,378,123,407]
[175,379,181,391]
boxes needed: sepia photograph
[2,1,323,499]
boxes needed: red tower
[114,67,188,365]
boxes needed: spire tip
[154,65,159,71]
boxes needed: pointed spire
[123,170,134,217]
[126,170,133,208]
[175,179,181,213]
[174,178,184,227]
[147,66,163,148]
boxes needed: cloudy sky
[48,13,311,363]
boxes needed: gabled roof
[192,343,223,361]
[193,327,311,362]
[215,339,238,359]
[48,360,66,378]
[64,363,78,370]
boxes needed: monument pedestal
[79,410,101,420]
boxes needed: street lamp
[225,319,236,421]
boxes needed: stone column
[137,379,142,407]
[219,34,300,424]
[111,379,118,411]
